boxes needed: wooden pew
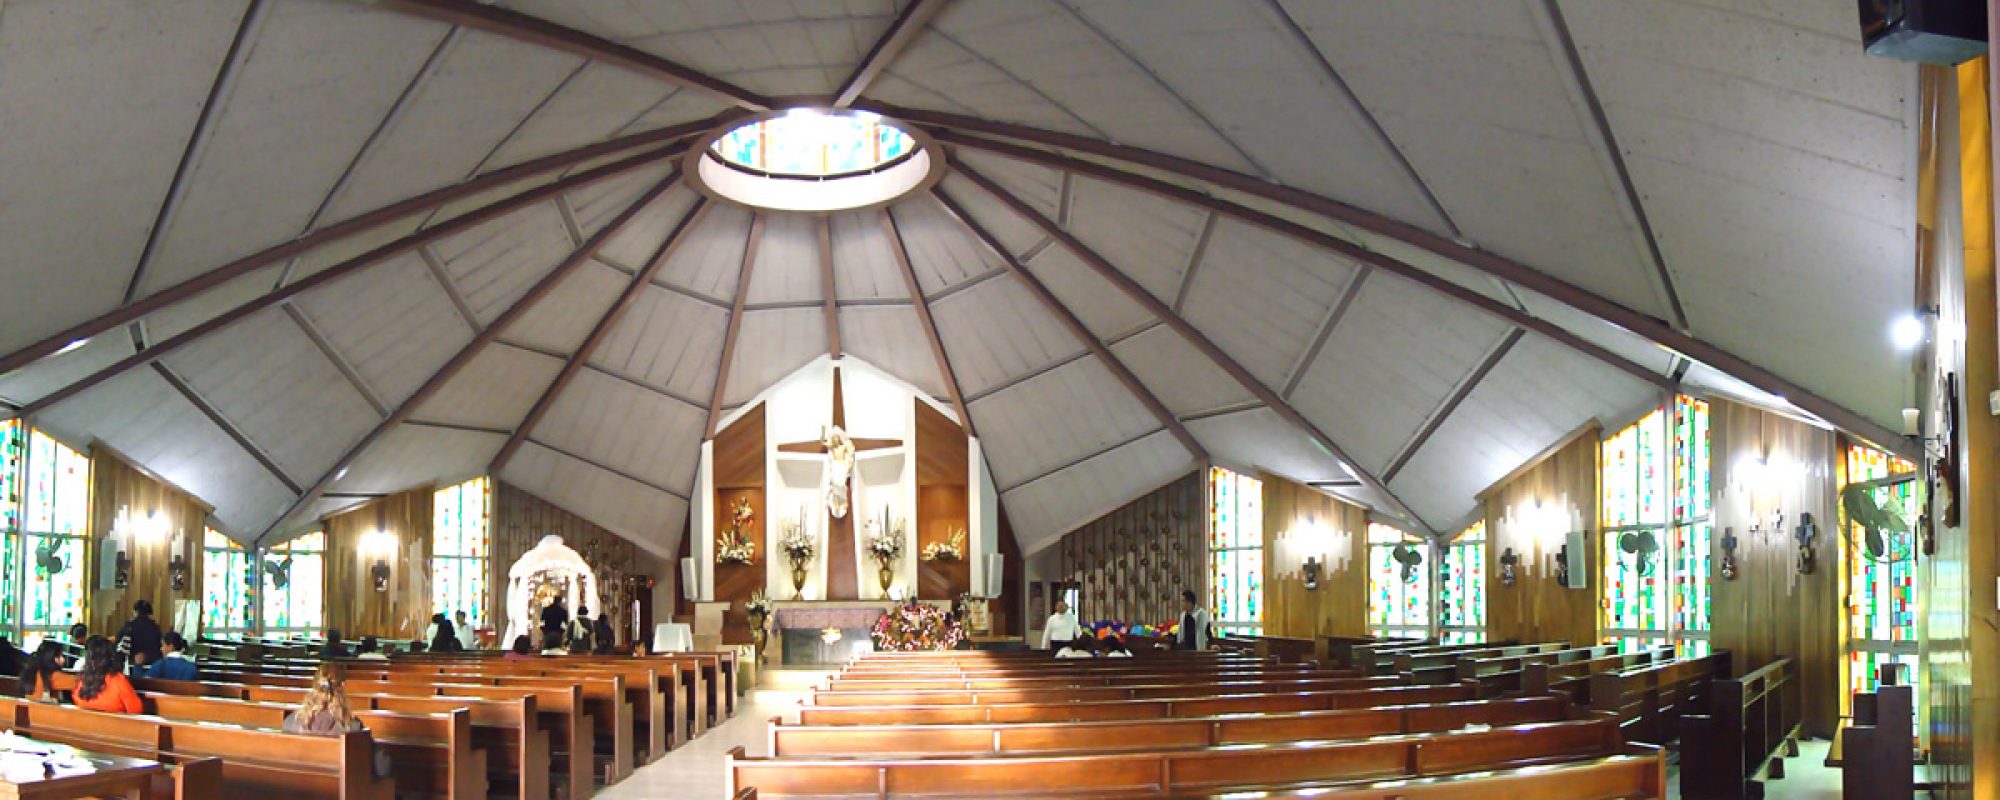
[343,659,689,760]
[1393,642,1568,684]
[1679,657,1801,799]
[1454,644,1619,688]
[804,674,1402,706]
[822,667,1359,692]
[728,717,1628,797]
[797,683,1480,725]
[1522,648,1674,704]
[1351,640,1514,676]
[1144,751,1667,799]
[1214,634,1316,663]
[1587,651,1730,745]
[1837,663,1914,799]
[770,695,1573,757]
[136,692,488,800]
[0,697,394,800]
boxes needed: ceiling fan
[1842,472,1919,563]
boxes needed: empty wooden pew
[1679,656,1801,800]
[1587,651,1730,745]
[806,674,1402,706]
[1155,750,1667,799]
[1523,648,1674,704]
[1393,642,1569,684]
[797,683,1481,725]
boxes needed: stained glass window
[710,111,916,177]
[1601,396,1710,654]
[0,420,22,632]
[1368,523,1431,637]
[262,531,325,632]
[432,476,492,631]
[22,430,87,638]
[201,528,253,632]
[1839,443,1920,713]
[1206,467,1263,635]
[1439,521,1486,644]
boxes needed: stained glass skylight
[710,110,915,177]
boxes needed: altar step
[760,667,840,692]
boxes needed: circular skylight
[688,109,938,213]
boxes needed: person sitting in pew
[429,614,462,653]
[72,637,141,714]
[354,636,388,661]
[1102,635,1133,658]
[505,635,535,661]
[1056,637,1096,659]
[18,640,67,700]
[320,629,354,660]
[567,607,596,654]
[0,637,25,678]
[145,632,197,681]
[593,612,616,655]
[115,600,163,670]
[64,622,86,644]
[284,663,392,778]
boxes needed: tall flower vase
[877,564,894,593]
[748,612,769,664]
[790,562,808,600]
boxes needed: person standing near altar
[1039,599,1079,650]
[539,596,569,649]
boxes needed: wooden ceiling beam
[706,214,767,438]
[366,0,772,111]
[0,115,722,378]
[905,117,1917,462]
[820,216,841,359]
[18,145,684,419]
[490,197,712,473]
[928,190,1198,460]
[881,207,977,438]
[951,158,1426,531]
[833,0,949,108]
[253,172,683,545]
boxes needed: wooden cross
[772,366,898,599]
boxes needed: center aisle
[598,687,808,799]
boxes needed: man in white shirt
[1039,600,1080,650]
[454,611,479,651]
[1176,590,1213,651]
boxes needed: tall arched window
[1206,467,1264,634]
[201,528,252,632]
[22,429,88,644]
[1439,521,1486,644]
[432,477,492,631]
[1368,522,1431,638]
[1839,443,1919,702]
[1600,395,1711,653]
[262,531,325,633]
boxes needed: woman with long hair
[504,635,534,660]
[72,636,140,713]
[18,640,66,700]
[428,613,460,653]
[285,663,392,777]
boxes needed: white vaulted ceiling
[0,0,1922,558]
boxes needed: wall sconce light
[1301,556,1322,591]
[114,548,132,590]
[362,530,396,592]
[1794,513,1817,575]
[1554,542,1571,586]
[1720,528,1739,581]
[1499,548,1519,587]
[370,560,391,592]
[169,553,189,591]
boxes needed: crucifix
[775,366,900,599]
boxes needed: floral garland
[716,498,757,565]
[920,526,967,562]
[870,602,965,652]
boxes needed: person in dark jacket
[320,629,354,660]
[429,614,461,653]
[538,597,568,650]
[145,632,197,681]
[115,600,163,669]
[593,614,616,655]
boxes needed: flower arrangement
[871,601,965,651]
[921,526,967,562]
[744,589,774,619]
[865,518,907,565]
[716,497,757,565]
[780,519,816,563]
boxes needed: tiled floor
[1666,738,1846,799]
[596,688,806,800]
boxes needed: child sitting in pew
[72,637,141,713]
[144,632,197,681]
[1056,637,1096,658]
[1101,635,1133,658]
[284,663,391,778]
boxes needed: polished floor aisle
[598,687,807,799]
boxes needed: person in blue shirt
[144,632,197,682]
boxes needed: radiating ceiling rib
[123,1,269,305]
[1382,328,1524,483]
[925,266,1006,303]
[836,0,950,108]
[1171,212,1216,314]
[281,302,389,415]
[490,197,711,473]
[150,361,302,495]
[917,120,1913,460]
[1283,270,1369,399]
[961,350,1091,405]
[524,436,688,500]
[1001,424,1164,493]
[1533,0,1685,331]
[19,147,679,420]
[706,214,766,438]
[418,245,483,331]
[368,0,771,111]
[0,116,717,378]
[819,217,841,359]
[881,208,976,436]
[953,159,1425,528]
[252,172,681,544]
[406,419,509,436]
[581,362,707,413]
[932,190,1200,458]
[553,195,586,247]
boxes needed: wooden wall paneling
[86,446,213,639]
[1261,475,1368,640]
[322,488,433,641]
[1048,472,1200,627]
[490,482,642,648]
[709,401,766,638]
[1709,399,1841,737]
[913,401,968,486]
[914,400,971,600]
[1482,428,1600,649]
[711,403,765,488]
[996,504,1021,636]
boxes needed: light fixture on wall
[1499,548,1519,587]
[1554,541,1571,586]
[1719,528,1739,581]
[1794,513,1818,575]
[362,530,396,592]
[1301,556,1321,591]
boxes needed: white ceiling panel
[1515,288,1677,379]
[293,252,471,407]
[318,29,582,223]
[830,210,907,301]
[1390,333,1659,527]
[0,0,247,353]
[482,62,676,171]
[597,183,703,270]
[1067,175,1209,305]
[724,309,827,406]
[744,211,824,304]
[1183,218,1362,388]
[139,262,288,347]
[330,423,503,495]
[162,308,380,484]
[970,356,1163,490]
[37,369,295,539]
[876,20,1103,140]
[533,368,707,492]
[934,168,1054,261]
[139,1,449,297]
[612,88,733,139]
[502,259,627,357]
[1108,325,1253,416]
[1291,272,1513,474]
[932,276,1085,398]
[891,193,1008,296]
[501,441,687,557]
[952,151,1063,225]
[0,334,135,409]
[412,343,563,431]
[1187,407,1348,486]
[1021,244,1153,341]
[589,286,728,403]
[1003,431,1196,553]
[656,204,755,302]
[838,306,947,399]
[433,202,575,324]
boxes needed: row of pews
[5,636,748,799]
[728,636,1806,799]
